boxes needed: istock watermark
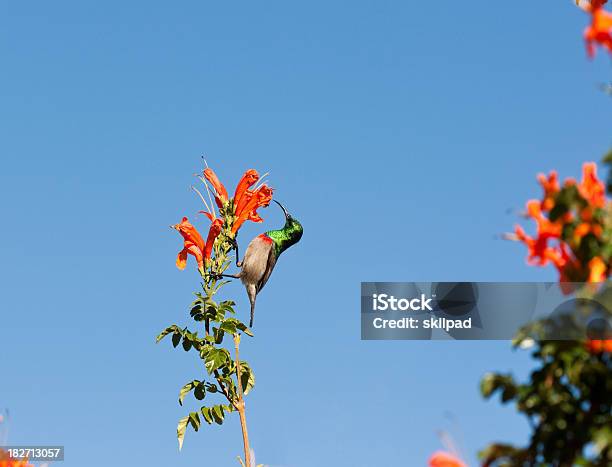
[371,293,433,311]
[361,282,612,340]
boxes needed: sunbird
[218,200,303,327]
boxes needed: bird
[217,200,303,327]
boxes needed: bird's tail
[246,284,257,328]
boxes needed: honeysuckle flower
[513,225,549,266]
[580,0,612,57]
[203,167,229,208]
[428,451,467,467]
[180,165,274,271]
[579,162,606,208]
[233,169,260,207]
[513,201,563,266]
[197,166,273,235]
[510,162,610,286]
[0,449,33,467]
[527,200,563,240]
[537,170,559,211]
[204,218,224,263]
[232,185,274,234]
[199,210,215,221]
[574,221,603,243]
[173,217,206,273]
[588,256,607,282]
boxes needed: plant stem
[233,333,251,467]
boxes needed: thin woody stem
[203,277,238,409]
[233,333,251,467]
[203,219,252,464]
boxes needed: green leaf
[211,404,225,425]
[178,380,201,406]
[194,384,206,401]
[188,411,201,432]
[205,383,218,393]
[213,326,225,345]
[205,348,229,374]
[201,406,213,424]
[220,321,237,334]
[156,325,179,343]
[239,361,256,395]
[172,331,181,348]
[236,321,254,337]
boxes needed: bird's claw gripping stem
[229,237,241,267]
[209,271,240,281]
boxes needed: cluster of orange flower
[172,167,273,274]
[579,0,612,57]
[513,162,609,284]
[0,449,32,467]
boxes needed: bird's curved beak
[273,200,290,219]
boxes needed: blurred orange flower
[585,338,612,353]
[512,162,609,285]
[428,451,467,467]
[582,0,612,57]
[0,449,33,467]
[537,170,560,211]
[579,162,606,208]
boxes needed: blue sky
[1,1,611,466]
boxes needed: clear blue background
[1,1,611,466]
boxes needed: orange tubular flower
[172,217,206,273]
[232,185,274,234]
[204,218,224,263]
[583,1,612,57]
[588,256,607,282]
[514,201,563,266]
[233,169,260,207]
[537,170,560,211]
[579,162,606,208]
[203,168,229,208]
[198,210,215,222]
[428,451,467,467]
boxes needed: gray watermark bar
[2,446,64,461]
[361,282,612,340]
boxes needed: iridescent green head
[265,200,303,256]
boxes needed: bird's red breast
[258,233,274,244]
